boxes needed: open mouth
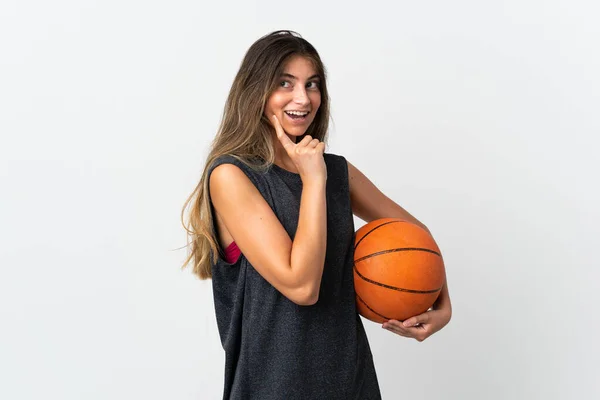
[284,110,310,120]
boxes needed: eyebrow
[280,73,321,81]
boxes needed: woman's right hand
[271,114,327,183]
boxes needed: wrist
[302,178,327,189]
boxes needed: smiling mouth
[284,111,310,119]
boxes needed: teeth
[285,111,309,116]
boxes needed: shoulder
[207,154,246,177]
[208,161,267,214]
[208,156,269,205]
[208,154,264,184]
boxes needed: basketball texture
[353,218,445,323]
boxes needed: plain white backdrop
[1,0,598,399]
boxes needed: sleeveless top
[207,153,381,400]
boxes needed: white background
[1,0,598,399]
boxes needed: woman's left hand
[382,308,451,342]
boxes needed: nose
[292,85,310,106]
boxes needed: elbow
[296,293,319,306]
[289,285,320,306]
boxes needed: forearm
[433,279,452,314]
[290,180,328,300]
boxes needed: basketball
[353,218,446,323]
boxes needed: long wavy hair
[181,30,331,279]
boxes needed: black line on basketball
[355,247,441,263]
[356,292,391,320]
[355,220,401,251]
[354,264,442,294]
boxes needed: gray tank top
[207,153,381,400]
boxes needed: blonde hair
[181,30,331,279]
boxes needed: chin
[285,123,313,136]
[291,128,309,136]
[282,127,307,136]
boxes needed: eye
[307,81,320,89]
[279,80,291,88]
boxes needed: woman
[182,30,452,400]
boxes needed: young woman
[182,30,452,400]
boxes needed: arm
[347,159,452,337]
[210,164,326,306]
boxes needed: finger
[386,320,413,331]
[271,115,295,150]
[404,325,429,342]
[316,142,326,153]
[296,135,314,148]
[382,322,413,338]
[386,320,428,341]
[383,320,410,333]
[308,138,320,148]
[403,312,430,327]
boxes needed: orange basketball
[353,218,445,323]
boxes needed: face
[264,55,322,141]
